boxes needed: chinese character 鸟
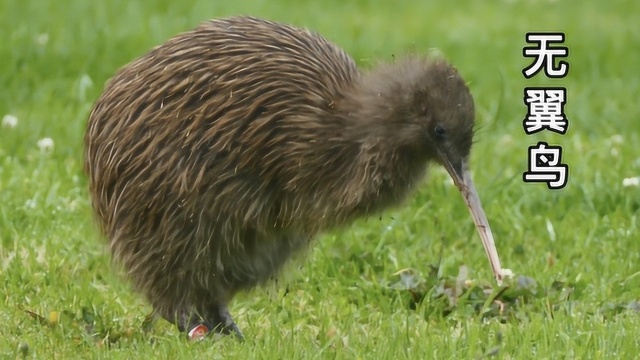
[523,142,568,189]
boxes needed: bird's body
[85,16,503,338]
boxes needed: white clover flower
[500,268,514,279]
[622,177,640,187]
[498,134,513,145]
[610,134,624,145]
[37,137,54,152]
[74,74,94,102]
[611,148,619,157]
[2,114,18,128]
[25,199,37,209]
[36,33,49,46]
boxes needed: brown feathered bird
[84,16,504,340]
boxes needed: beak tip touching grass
[438,152,506,285]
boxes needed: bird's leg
[154,306,211,340]
[204,303,244,341]
[142,311,160,333]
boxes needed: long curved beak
[438,150,504,285]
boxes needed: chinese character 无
[523,87,568,135]
[522,32,569,78]
[523,142,569,189]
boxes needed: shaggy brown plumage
[84,16,502,339]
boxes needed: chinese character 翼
[523,141,568,189]
[523,87,568,134]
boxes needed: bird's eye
[434,125,446,139]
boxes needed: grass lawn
[1,0,639,358]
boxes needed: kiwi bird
[84,16,504,340]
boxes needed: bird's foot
[184,304,244,341]
[209,304,244,341]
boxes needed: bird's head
[346,57,504,283]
